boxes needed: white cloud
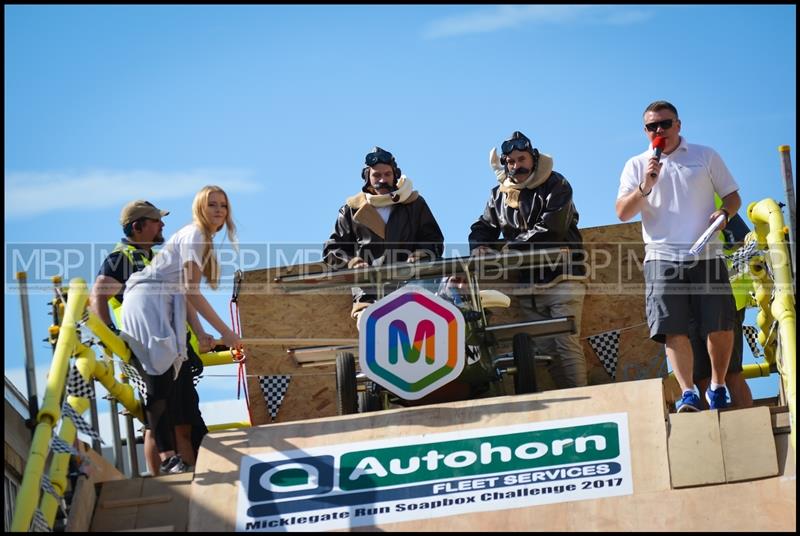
[4,169,262,219]
[424,5,653,39]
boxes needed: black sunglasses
[365,150,394,166]
[645,119,675,132]
[501,138,532,155]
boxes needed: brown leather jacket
[468,171,586,286]
[324,189,445,312]
[324,191,444,269]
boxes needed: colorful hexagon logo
[358,286,465,400]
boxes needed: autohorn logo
[247,456,334,503]
[359,287,465,400]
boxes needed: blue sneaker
[676,391,701,413]
[705,386,729,410]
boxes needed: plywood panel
[89,474,193,532]
[78,440,126,483]
[774,431,796,477]
[137,473,193,531]
[720,407,779,482]
[91,478,143,532]
[371,477,795,532]
[64,471,97,532]
[667,411,726,488]
[189,378,672,532]
[238,222,666,425]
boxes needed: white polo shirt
[618,137,739,261]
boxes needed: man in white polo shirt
[615,100,741,412]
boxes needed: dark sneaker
[168,457,191,474]
[676,391,701,413]
[705,386,730,410]
[159,455,178,474]
[159,455,190,474]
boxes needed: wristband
[719,208,730,222]
[638,183,652,197]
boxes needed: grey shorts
[690,307,745,383]
[644,258,736,344]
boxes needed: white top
[376,205,393,224]
[128,224,206,288]
[121,223,206,375]
[617,137,739,261]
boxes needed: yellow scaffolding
[748,198,796,461]
[11,196,796,529]
[10,277,247,531]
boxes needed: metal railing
[10,277,246,531]
[748,198,796,461]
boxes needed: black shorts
[171,339,205,428]
[690,307,745,383]
[128,355,174,419]
[137,339,204,431]
[644,257,736,344]
[128,356,176,451]
[171,362,200,426]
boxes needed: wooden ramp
[188,379,795,532]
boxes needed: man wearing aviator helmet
[324,146,445,320]
[469,131,588,389]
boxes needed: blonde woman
[121,185,241,474]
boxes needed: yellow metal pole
[10,422,52,531]
[200,349,236,367]
[741,362,773,379]
[84,311,131,362]
[40,394,90,525]
[10,277,88,531]
[749,257,777,365]
[748,199,796,462]
[207,421,252,432]
[778,145,796,282]
[39,278,87,424]
[93,358,144,421]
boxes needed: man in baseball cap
[91,199,171,474]
[120,200,170,227]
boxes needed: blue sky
[4,5,796,438]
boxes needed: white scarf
[489,147,554,208]
[365,176,417,207]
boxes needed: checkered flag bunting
[40,474,58,498]
[50,435,79,456]
[66,363,95,399]
[725,240,759,275]
[742,325,764,358]
[30,508,51,532]
[258,375,291,420]
[588,330,620,380]
[62,402,104,443]
[120,360,148,406]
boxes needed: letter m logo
[388,319,435,365]
[360,287,465,400]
